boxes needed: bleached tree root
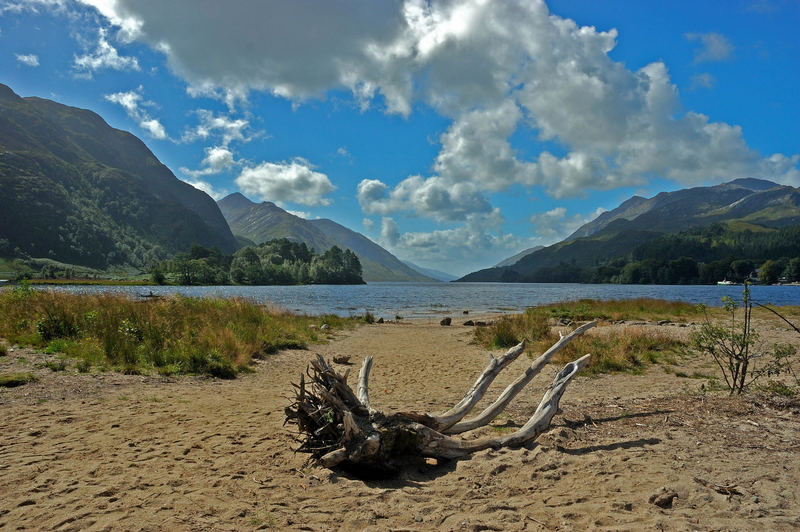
[284,321,596,475]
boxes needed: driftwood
[284,320,597,474]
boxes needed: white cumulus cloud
[357,175,492,222]
[235,158,336,206]
[78,0,798,211]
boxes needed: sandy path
[1,320,799,531]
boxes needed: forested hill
[218,193,434,282]
[0,83,237,269]
[458,179,800,284]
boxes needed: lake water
[23,282,800,319]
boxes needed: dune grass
[474,300,688,374]
[0,286,353,378]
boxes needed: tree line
[152,239,364,286]
[514,224,800,285]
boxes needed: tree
[729,259,754,282]
[786,257,800,282]
[759,259,782,285]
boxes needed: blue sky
[2,0,798,276]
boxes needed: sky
[1,0,798,276]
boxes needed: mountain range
[217,193,434,282]
[459,178,800,282]
[3,81,799,286]
[0,82,436,282]
[0,83,237,269]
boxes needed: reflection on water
[19,282,800,319]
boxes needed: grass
[0,343,6,356]
[474,300,689,374]
[0,287,355,378]
[0,372,38,387]
[25,278,154,286]
[532,298,696,323]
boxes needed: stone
[440,317,452,326]
[649,489,678,509]
[463,320,475,326]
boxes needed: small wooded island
[153,239,365,286]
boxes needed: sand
[1,317,799,531]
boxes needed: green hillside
[459,179,800,284]
[0,83,237,270]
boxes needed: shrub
[692,283,797,395]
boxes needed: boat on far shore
[716,279,736,286]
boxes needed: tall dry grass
[0,286,351,378]
[474,301,688,374]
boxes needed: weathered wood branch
[400,340,527,431]
[414,353,592,457]
[444,320,597,434]
[357,355,375,414]
[284,322,598,475]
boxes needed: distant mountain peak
[218,192,255,209]
[725,177,780,191]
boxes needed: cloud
[357,175,492,222]
[685,32,734,63]
[691,72,715,90]
[82,0,798,198]
[433,101,536,190]
[182,109,254,147]
[362,218,374,232]
[15,53,39,66]
[180,145,235,178]
[377,210,520,275]
[73,28,140,74]
[104,87,168,140]
[235,158,336,206]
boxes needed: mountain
[458,178,800,283]
[0,83,237,269]
[565,178,796,240]
[494,246,544,268]
[402,261,455,282]
[217,193,434,282]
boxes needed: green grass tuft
[0,372,38,387]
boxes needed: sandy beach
[2,316,799,531]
